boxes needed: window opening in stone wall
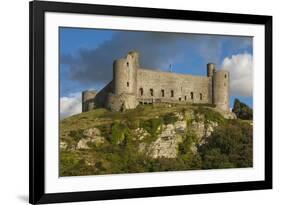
[200,93,202,100]
[179,97,181,101]
[127,82,129,87]
[225,74,227,78]
[127,62,129,67]
[150,89,154,96]
[139,88,143,96]
[185,96,187,101]
[171,90,174,97]
[191,92,194,99]
[161,89,165,97]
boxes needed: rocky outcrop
[65,108,220,158]
[133,128,150,141]
[148,124,182,158]
[188,120,218,145]
[174,121,186,133]
[60,141,68,150]
[77,139,91,149]
[138,111,219,159]
[77,128,105,149]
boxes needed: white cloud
[221,53,253,96]
[60,92,82,119]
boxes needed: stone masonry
[82,51,230,113]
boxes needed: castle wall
[136,69,211,104]
[82,81,114,112]
[82,51,230,113]
[94,80,113,108]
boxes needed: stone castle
[82,51,230,113]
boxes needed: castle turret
[207,63,216,77]
[82,90,97,112]
[212,70,230,111]
[106,51,140,112]
[113,51,139,95]
[128,50,140,67]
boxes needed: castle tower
[207,63,216,77]
[212,70,230,111]
[113,51,139,95]
[207,63,216,104]
[82,90,97,112]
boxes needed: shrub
[104,122,135,146]
[178,132,197,155]
[96,124,111,139]
[60,151,91,176]
[125,117,140,130]
[195,106,225,123]
[198,121,253,169]
[109,122,130,145]
[162,113,178,124]
[200,148,234,169]
[140,118,163,137]
[68,129,85,143]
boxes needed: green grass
[194,106,226,124]
[61,104,189,135]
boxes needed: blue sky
[59,27,253,118]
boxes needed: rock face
[60,141,68,150]
[174,121,186,133]
[70,109,220,158]
[148,124,182,159]
[83,127,101,137]
[189,120,218,145]
[138,111,219,159]
[77,138,91,149]
[133,128,150,141]
[77,128,105,149]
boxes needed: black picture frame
[29,0,272,204]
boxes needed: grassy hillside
[60,104,252,176]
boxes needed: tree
[198,121,253,169]
[232,98,253,120]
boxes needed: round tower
[128,50,140,67]
[113,51,139,95]
[207,63,216,77]
[212,70,230,112]
[82,90,97,112]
